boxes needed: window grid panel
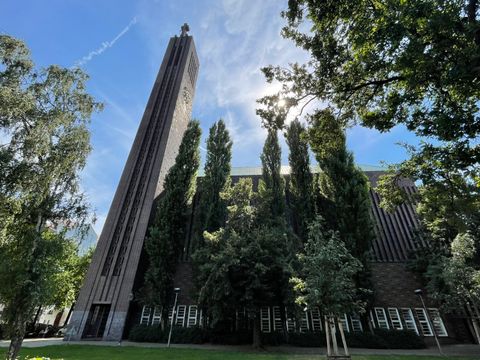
[340,314,350,332]
[400,308,419,335]
[167,307,173,325]
[151,306,162,326]
[300,311,310,332]
[175,305,187,327]
[187,305,198,328]
[272,306,283,332]
[310,307,322,332]
[350,314,363,332]
[285,308,296,332]
[388,308,403,330]
[260,306,271,333]
[428,308,448,337]
[140,306,151,325]
[415,308,433,336]
[374,308,390,329]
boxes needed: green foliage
[258,129,286,222]
[128,325,206,344]
[291,217,366,317]
[194,119,232,239]
[0,35,101,359]
[143,120,201,309]
[285,119,314,240]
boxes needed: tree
[142,120,201,323]
[195,179,294,348]
[285,119,314,240]
[193,119,232,243]
[0,35,102,359]
[291,217,365,357]
[257,129,286,222]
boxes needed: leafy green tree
[285,119,314,240]
[0,35,102,359]
[195,178,294,348]
[142,120,201,323]
[193,119,232,244]
[258,129,286,222]
[291,217,365,357]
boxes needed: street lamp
[414,289,443,356]
[167,287,181,348]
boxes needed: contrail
[74,16,138,67]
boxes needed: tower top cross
[180,23,190,36]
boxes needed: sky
[1,0,419,235]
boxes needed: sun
[277,98,286,108]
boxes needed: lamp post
[167,287,181,348]
[414,289,443,356]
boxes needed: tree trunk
[329,315,338,356]
[337,317,349,356]
[279,304,289,343]
[6,313,26,360]
[32,306,42,326]
[252,312,262,349]
[63,304,74,327]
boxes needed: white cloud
[73,16,138,67]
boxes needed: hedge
[128,325,425,349]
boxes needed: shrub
[374,329,426,349]
[128,325,206,344]
[0,324,3,340]
[288,331,326,347]
[209,329,252,345]
[346,331,389,348]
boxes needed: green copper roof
[197,164,385,177]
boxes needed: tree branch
[347,76,404,92]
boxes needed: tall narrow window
[350,314,363,332]
[272,306,283,332]
[187,305,198,327]
[300,311,310,332]
[285,308,296,332]
[339,314,350,332]
[369,310,376,329]
[310,307,322,331]
[400,308,418,335]
[175,305,187,327]
[387,308,403,330]
[151,306,162,326]
[374,308,390,329]
[415,308,433,336]
[260,307,271,333]
[140,306,151,325]
[428,309,448,337]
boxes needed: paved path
[0,338,479,357]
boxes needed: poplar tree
[258,129,285,222]
[194,119,232,243]
[285,119,314,241]
[143,120,201,319]
[0,35,102,359]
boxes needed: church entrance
[82,304,111,339]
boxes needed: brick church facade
[68,27,477,344]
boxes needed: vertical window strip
[369,310,376,329]
[300,310,310,332]
[350,314,363,332]
[167,306,174,325]
[151,306,162,326]
[388,308,403,330]
[415,308,433,336]
[310,307,322,331]
[285,308,296,332]
[260,306,271,333]
[140,306,151,325]
[272,306,282,332]
[428,308,448,337]
[187,305,198,328]
[339,314,350,332]
[374,307,390,329]
[400,308,419,335]
[176,305,186,327]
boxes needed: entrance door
[82,304,111,339]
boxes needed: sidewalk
[0,338,478,357]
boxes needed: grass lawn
[12,345,478,360]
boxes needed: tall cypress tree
[285,119,314,241]
[258,129,285,222]
[195,119,232,240]
[143,120,201,314]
